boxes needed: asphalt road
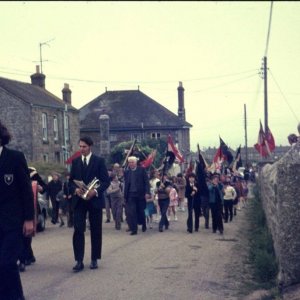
[21,205,246,300]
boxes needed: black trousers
[73,200,102,262]
[19,236,34,264]
[201,205,210,228]
[125,195,146,233]
[0,228,24,300]
[224,200,233,222]
[51,198,59,223]
[187,198,201,232]
[209,203,224,233]
[158,198,170,230]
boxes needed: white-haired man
[124,156,150,235]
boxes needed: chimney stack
[30,65,46,88]
[62,83,72,105]
[177,81,185,121]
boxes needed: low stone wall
[259,141,300,288]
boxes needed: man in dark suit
[124,156,150,235]
[0,120,34,299]
[69,136,110,272]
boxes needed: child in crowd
[56,190,67,227]
[168,178,178,221]
[145,186,157,229]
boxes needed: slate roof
[0,77,77,111]
[79,90,192,130]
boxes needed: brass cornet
[74,177,100,200]
[82,177,100,200]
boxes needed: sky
[1,1,300,152]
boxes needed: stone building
[79,82,192,159]
[0,66,80,164]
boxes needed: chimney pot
[30,66,45,88]
[62,83,72,105]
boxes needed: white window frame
[53,115,58,141]
[42,113,48,141]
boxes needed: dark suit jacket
[69,154,110,209]
[0,147,34,231]
[124,166,150,201]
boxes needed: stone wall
[259,140,300,288]
[31,106,79,163]
[0,91,33,159]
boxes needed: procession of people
[0,118,254,299]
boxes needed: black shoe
[130,231,137,235]
[90,260,98,269]
[224,220,228,223]
[219,230,224,235]
[51,220,56,225]
[19,263,26,272]
[142,225,147,232]
[213,230,217,233]
[105,219,110,223]
[73,261,84,272]
[195,228,199,232]
[24,259,32,266]
[187,229,192,233]
[60,221,65,227]
[159,228,163,232]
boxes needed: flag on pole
[265,125,275,152]
[65,150,81,164]
[167,134,184,163]
[220,137,233,165]
[213,137,233,166]
[254,121,269,157]
[232,145,242,173]
[140,149,157,168]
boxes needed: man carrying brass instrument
[69,136,110,272]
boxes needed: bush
[247,189,278,285]
[28,161,68,182]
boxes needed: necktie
[83,157,87,168]
[82,157,88,181]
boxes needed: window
[55,151,60,163]
[53,115,58,141]
[64,115,70,142]
[151,132,161,139]
[110,134,117,142]
[42,113,48,141]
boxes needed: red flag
[65,150,81,164]
[167,134,184,163]
[213,147,223,163]
[265,125,275,152]
[254,121,269,157]
[140,149,157,168]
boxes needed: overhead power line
[269,69,299,123]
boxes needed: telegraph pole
[263,56,268,131]
[244,104,248,166]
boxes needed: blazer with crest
[0,147,34,231]
[69,154,110,209]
